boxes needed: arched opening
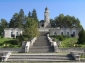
[61,32,63,35]
[54,32,57,35]
[73,31,75,37]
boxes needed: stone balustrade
[22,37,37,53]
[47,34,58,52]
[1,51,11,62]
[70,51,81,61]
[30,37,37,46]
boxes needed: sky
[0,0,85,29]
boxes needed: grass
[81,54,85,58]
[59,38,78,48]
[0,36,13,43]
[0,36,20,48]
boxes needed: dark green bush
[58,35,64,41]
[50,35,70,41]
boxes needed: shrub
[58,35,64,41]
[50,35,69,41]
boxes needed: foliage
[23,17,39,40]
[54,14,82,28]
[77,28,85,44]
[60,38,78,48]
[50,35,69,41]
[81,53,85,58]
[0,19,8,35]
[9,13,19,28]
[0,36,20,48]
[9,9,25,28]
[9,9,39,44]
[50,19,56,28]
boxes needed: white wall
[49,28,81,37]
[4,28,23,38]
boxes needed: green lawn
[0,36,13,43]
[0,36,20,48]
[60,38,78,48]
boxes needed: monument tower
[44,7,51,28]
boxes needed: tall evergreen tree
[77,28,85,44]
[0,19,8,35]
[18,9,25,28]
[32,9,39,22]
[32,9,39,28]
[9,13,19,28]
[9,9,25,28]
[28,11,31,18]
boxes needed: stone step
[29,49,53,51]
[7,59,72,62]
[29,32,53,53]
[7,54,74,62]
[29,49,54,53]
[30,46,52,48]
[33,43,50,47]
[35,41,49,43]
[35,40,48,42]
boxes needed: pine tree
[9,13,19,28]
[0,18,8,36]
[78,28,85,44]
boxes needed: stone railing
[22,37,37,53]
[30,37,37,46]
[70,51,81,61]
[47,34,58,52]
[1,51,11,62]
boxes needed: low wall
[1,51,11,61]
[59,48,85,53]
[0,48,21,53]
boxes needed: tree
[0,18,8,36]
[9,9,25,28]
[0,19,8,28]
[55,14,64,28]
[50,19,56,27]
[28,11,31,18]
[9,13,19,28]
[18,9,25,28]
[54,14,82,28]
[32,9,39,22]
[23,17,39,40]
[77,28,85,44]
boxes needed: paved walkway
[0,62,85,63]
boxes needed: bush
[58,35,64,41]
[4,40,18,45]
[0,32,4,38]
[77,28,85,44]
[50,35,69,41]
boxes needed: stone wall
[4,28,23,38]
[0,48,21,53]
[49,28,81,37]
[59,47,85,53]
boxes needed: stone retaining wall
[59,48,85,53]
[0,48,21,53]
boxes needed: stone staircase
[6,32,75,62]
[7,53,74,62]
[29,32,54,53]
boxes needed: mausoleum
[4,7,81,38]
